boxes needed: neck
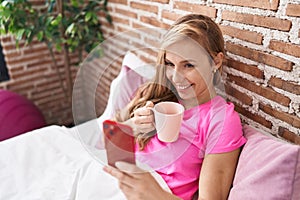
[181,89,217,110]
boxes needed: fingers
[103,165,136,188]
[133,114,153,124]
[145,101,154,108]
[133,107,152,117]
[134,101,154,117]
[104,162,162,199]
[132,101,155,133]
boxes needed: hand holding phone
[103,120,136,167]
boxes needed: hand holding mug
[132,101,184,143]
[132,101,155,135]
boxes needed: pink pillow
[0,89,46,141]
[228,125,300,199]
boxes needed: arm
[198,148,241,200]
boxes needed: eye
[184,63,194,68]
[165,61,174,67]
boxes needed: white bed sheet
[0,119,170,200]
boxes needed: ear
[213,52,224,70]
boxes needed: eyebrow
[165,58,196,64]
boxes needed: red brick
[222,11,292,31]
[147,0,169,3]
[286,4,300,17]
[268,76,300,95]
[36,90,66,106]
[28,59,53,69]
[114,8,138,19]
[132,22,145,29]
[213,0,279,11]
[9,66,25,73]
[259,103,300,129]
[10,67,47,80]
[32,84,62,101]
[116,26,141,39]
[0,36,12,43]
[6,78,37,91]
[174,1,217,18]
[111,15,130,26]
[4,50,22,58]
[1,43,23,51]
[144,37,161,49]
[108,0,128,5]
[162,10,181,22]
[269,40,300,57]
[235,104,272,129]
[226,42,293,71]
[132,22,163,38]
[227,74,291,106]
[100,19,113,29]
[225,84,253,105]
[225,58,264,79]
[220,25,263,44]
[278,127,300,145]
[35,79,62,93]
[5,51,50,65]
[130,2,158,14]
[140,16,170,29]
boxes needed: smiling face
[165,38,219,109]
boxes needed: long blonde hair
[116,14,225,150]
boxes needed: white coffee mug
[151,102,184,142]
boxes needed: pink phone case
[103,120,136,167]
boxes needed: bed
[0,51,299,200]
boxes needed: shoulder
[204,97,246,154]
[203,96,240,124]
[208,96,241,132]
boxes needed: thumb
[145,101,154,108]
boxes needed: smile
[176,84,192,90]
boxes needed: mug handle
[148,107,156,130]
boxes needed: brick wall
[0,36,78,126]
[0,0,299,142]
[98,0,300,142]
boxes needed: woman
[104,14,246,200]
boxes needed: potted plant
[0,0,112,101]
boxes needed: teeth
[177,84,190,90]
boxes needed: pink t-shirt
[135,96,246,200]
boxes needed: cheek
[190,72,208,86]
[165,67,174,81]
[194,68,213,82]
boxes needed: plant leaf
[85,11,92,22]
[65,23,75,34]
[16,29,25,40]
[37,31,44,41]
[51,14,62,26]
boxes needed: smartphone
[103,119,136,167]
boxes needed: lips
[176,84,192,90]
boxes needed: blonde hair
[116,14,225,150]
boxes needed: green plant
[0,0,111,99]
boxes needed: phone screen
[103,120,136,167]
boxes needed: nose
[171,67,184,83]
